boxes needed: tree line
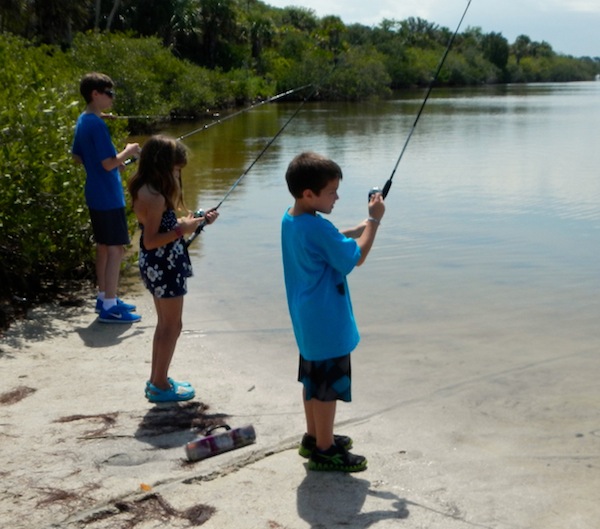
[1,0,599,328]
[1,0,599,99]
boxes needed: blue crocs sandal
[145,382,195,403]
[145,378,192,397]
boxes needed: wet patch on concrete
[0,385,36,405]
[80,492,215,528]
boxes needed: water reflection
[147,83,599,372]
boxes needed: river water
[152,82,600,410]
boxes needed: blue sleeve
[90,118,117,162]
[72,114,116,163]
[309,216,360,275]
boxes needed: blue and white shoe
[98,304,141,324]
[95,298,137,314]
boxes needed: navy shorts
[89,208,130,246]
[298,354,352,402]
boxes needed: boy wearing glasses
[72,72,141,323]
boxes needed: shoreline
[2,287,599,528]
[0,289,306,528]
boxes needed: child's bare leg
[303,388,316,437]
[95,244,108,293]
[150,296,183,389]
[103,244,125,299]
[308,397,336,451]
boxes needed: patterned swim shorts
[298,354,351,402]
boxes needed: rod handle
[381,179,392,199]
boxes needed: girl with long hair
[128,135,218,402]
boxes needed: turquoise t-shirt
[281,210,361,361]
[72,112,125,210]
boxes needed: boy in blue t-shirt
[281,151,385,472]
[72,72,141,323]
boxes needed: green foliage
[68,32,273,116]
[481,32,509,72]
[2,1,599,93]
[507,54,598,83]
[1,0,599,323]
[0,29,284,313]
[324,46,391,100]
[69,32,186,118]
[0,34,98,300]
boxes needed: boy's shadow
[297,470,409,528]
[74,319,146,348]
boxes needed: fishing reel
[368,187,382,201]
[193,209,205,218]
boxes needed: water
[155,82,600,409]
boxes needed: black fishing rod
[123,83,312,166]
[109,114,172,120]
[177,84,312,142]
[185,82,324,248]
[370,0,473,201]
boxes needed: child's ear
[303,189,316,200]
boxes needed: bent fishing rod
[185,82,323,248]
[123,84,311,166]
[177,84,312,142]
[369,0,473,201]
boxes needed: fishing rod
[108,114,172,120]
[185,82,323,248]
[369,0,473,201]
[177,84,312,142]
[111,113,207,120]
[123,83,311,167]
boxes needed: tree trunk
[106,0,120,32]
[94,0,101,31]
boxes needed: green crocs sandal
[145,381,195,403]
[298,433,353,458]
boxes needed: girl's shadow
[297,470,409,528]
[134,400,229,449]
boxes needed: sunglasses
[103,89,115,98]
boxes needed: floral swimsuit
[139,209,193,298]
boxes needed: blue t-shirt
[72,112,125,210]
[281,210,361,361]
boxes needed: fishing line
[110,114,173,120]
[177,84,312,142]
[370,0,473,200]
[185,80,327,247]
[123,84,311,167]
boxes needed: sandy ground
[1,288,599,529]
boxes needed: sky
[265,0,600,58]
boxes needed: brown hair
[285,151,342,199]
[128,135,188,211]
[79,72,113,103]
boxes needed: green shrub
[325,46,391,100]
[0,34,105,303]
